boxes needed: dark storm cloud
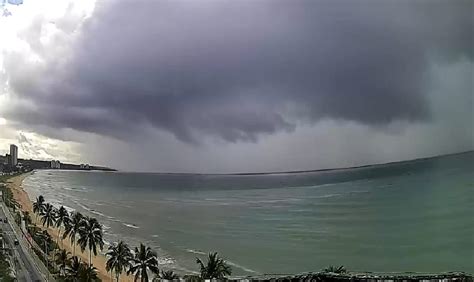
[4,0,473,143]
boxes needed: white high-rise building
[9,144,18,166]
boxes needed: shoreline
[6,172,133,281]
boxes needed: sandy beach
[6,173,133,281]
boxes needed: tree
[196,252,232,279]
[36,230,53,277]
[65,256,82,281]
[22,211,33,226]
[78,216,104,267]
[159,270,179,280]
[32,195,45,222]
[63,212,83,256]
[40,203,57,229]
[323,265,346,274]
[127,243,159,282]
[106,241,132,282]
[56,206,69,246]
[55,249,70,277]
[78,263,99,281]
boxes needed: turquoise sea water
[22,152,473,275]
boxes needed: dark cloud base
[4,0,473,143]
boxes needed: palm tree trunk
[142,267,147,282]
[89,246,92,267]
[73,241,76,256]
[56,226,61,246]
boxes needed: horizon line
[119,150,474,176]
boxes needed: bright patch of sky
[0,0,96,161]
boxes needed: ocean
[22,152,473,275]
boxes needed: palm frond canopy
[32,195,45,215]
[40,203,57,228]
[78,216,105,255]
[160,270,179,280]
[128,243,159,282]
[106,240,132,280]
[56,205,70,228]
[196,252,232,279]
[63,212,83,242]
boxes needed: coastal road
[0,203,44,281]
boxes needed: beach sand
[6,173,134,281]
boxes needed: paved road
[0,204,44,281]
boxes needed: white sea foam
[89,209,107,217]
[158,257,175,265]
[226,260,259,274]
[306,193,342,199]
[185,249,206,255]
[73,200,92,212]
[122,223,139,229]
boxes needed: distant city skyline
[0,0,472,173]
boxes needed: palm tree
[40,203,57,229]
[63,212,83,256]
[323,265,346,274]
[36,230,53,276]
[127,243,159,282]
[78,216,104,267]
[56,206,69,246]
[32,195,45,222]
[159,270,179,280]
[78,263,99,281]
[22,211,33,226]
[55,249,70,276]
[106,241,132,282]
[65,256,82,281]
[196,252,232,279]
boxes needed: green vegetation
[323,265,347,274]
[32,195,45,222]
[32,193,235,281]
[5,189,234,281]
[105,241,132,281]
[0,228,14,282]
[55,249,70,276]
[56,205,69,246]
[160,270,180,280]
[127,243,159,281]
[0,251,14,282]
[196,252,232,280]
[78,216,105,267]
[64,255,99,281]
[63,211,83,256]
[41,203,57,228]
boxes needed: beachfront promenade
[1,202,49,281]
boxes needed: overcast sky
[0,0,472,173]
